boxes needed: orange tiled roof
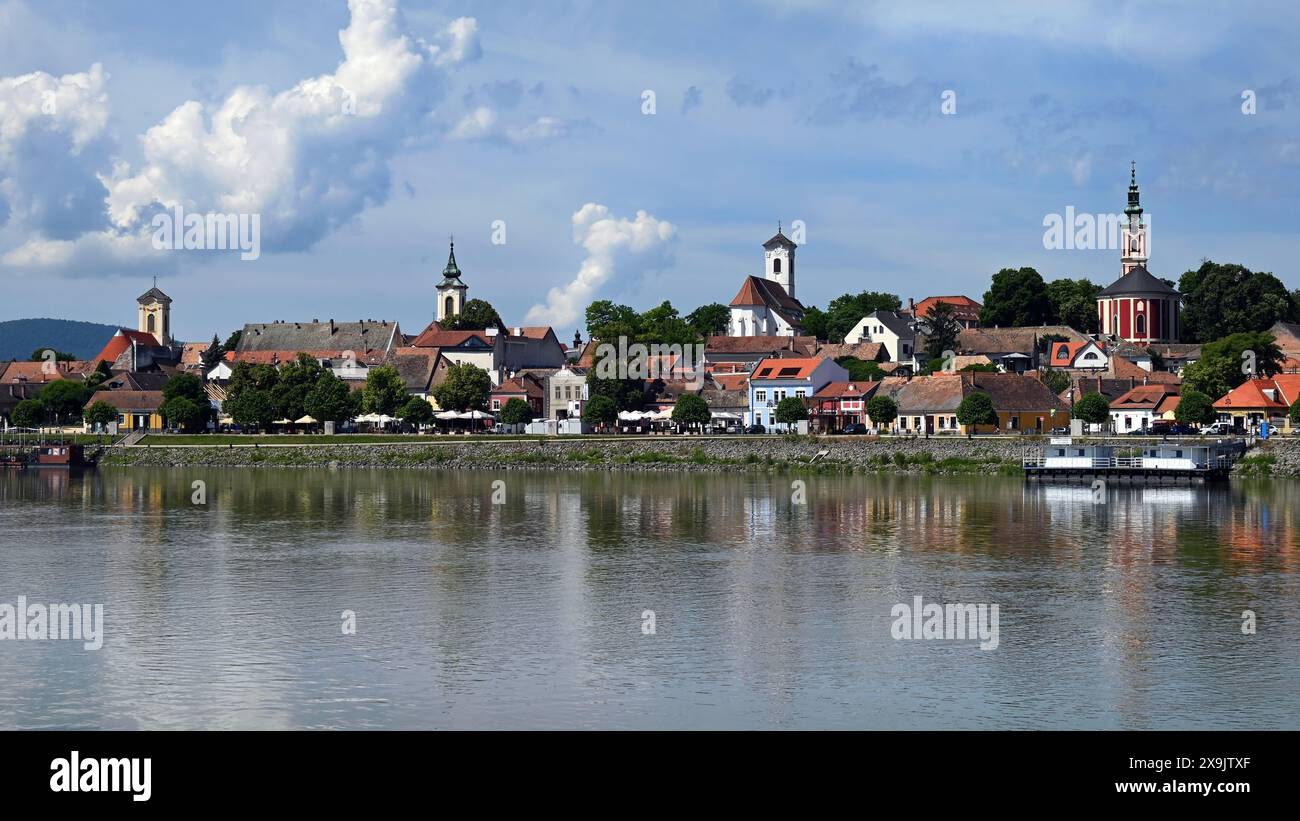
[92,329,160,365]
[750,356,826,381]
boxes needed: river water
[1,466,1297,729]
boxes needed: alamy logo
[1042,208,1151,252]
[50,752,151,802]
[593,336,705,389]
[0,597,103,650]
[151,205,261,260]
[891,595,999,650]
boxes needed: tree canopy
[442,299,504,330]
[774,396,808,425]
[956,391,997,430]
[1178,260,1298,343]
[980,267,1053,328]
[430,363,491,412]
[1045,278,1102,334]
[671,394,711,427]
[1182,332,1283,398]
[1174,390,1217,426]
[362,365,410,415]
[1072,392,1110,425]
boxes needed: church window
[444,296,455,317]
[147,314,155,333]
[773,258,781,274]
[1136,314,1146,335]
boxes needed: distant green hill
[0,318,119,361]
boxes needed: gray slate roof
[236,321,402,355]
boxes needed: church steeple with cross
[436,237,468,322]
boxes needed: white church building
[728,228,806,337]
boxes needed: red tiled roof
[410,326,495,348]
[0,361,81,384]
[93,328,160,365]
[750,356,825,381]
[1214,375,1300,410]
[1111,384,1180,409]
[813,381,880,399]
[911,295,982,321]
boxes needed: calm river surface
[2,466,1298,729]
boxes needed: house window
[794,389,806,398]
[938,417,946,429]
[1009,416,1018,429]
[492,399,501,410]
[755,389,767,402]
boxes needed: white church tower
[763,224,797,298]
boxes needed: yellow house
[84,390,165,432]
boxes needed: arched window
[773,258,781,274]
[1136,314,1146,335]
[444,296,455,317]
[147,314,155,333]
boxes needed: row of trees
[979,261,1299,342]
[8,361,113,428]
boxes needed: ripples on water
[1,467,1297,729]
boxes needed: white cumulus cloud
[3,0,476,273]
[525,204,677,328]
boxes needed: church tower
[436,239,468,322]
[1120,162,1148,275]
[137,278,172,345]
[763,224,797,299]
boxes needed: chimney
[908,297,915,313]
[330,319,335,334]
[514,326,523,337]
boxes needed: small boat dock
[0,429,96,470]
[1023,437,1247,484]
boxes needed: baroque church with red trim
[1096,164,1180,344]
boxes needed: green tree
[362,365,410,415]
[223,330,243,352]
[161,396,207,432]
[922,301,962,362]
[584,394,618,428]
[1182,332,1284,398]
[956,391,998,434]
[961,363,999,372]
[1175,390,1217,426]
[270,353,325,420]
[443,299,504,330]
[1073,392,1111,427]
[639,301,697,344]
[865,395,898,428]
[671,394,712,429]
[1046,278,1102,333]
[226,361,278,401]
[84,400,117,429]
[227,388,276,431]
[303,372,357,424]
[686,303,731,337]
[29,348,76,362]
[398,396,435,429]
[836,356,885,382]
[1178,260,1299,343]
[200,334,224,371]
[773,396,808,427]
[39,379,91,424]
[801,306,829,340]
[586,367,645,411]
[980,267,1053,328]
[499,397,534,426]
[430,363,490,412]
[1041,369,1071,395]
[86,360,113,390]
[824,291,901,343]
[163,371,207,404]
[585,300,641,343]
[1290,399,1300,429]
[12,398,44,428]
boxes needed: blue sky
[2,0,1299,343]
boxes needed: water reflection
[1,467,1297,729]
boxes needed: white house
[1048,340,1109,371]
[746,355,849,429]
[545,366,588,421]
[844,311,918,367]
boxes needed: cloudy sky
[2,0,1299,343]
